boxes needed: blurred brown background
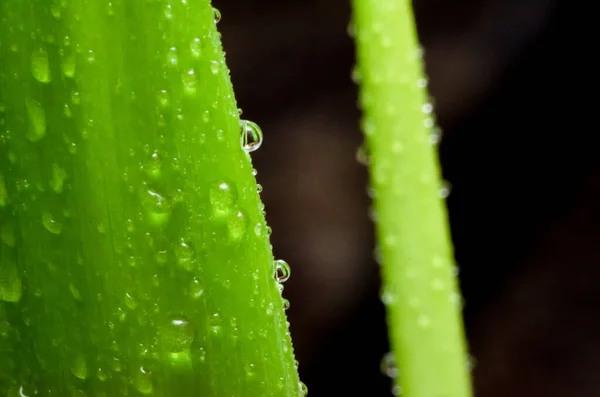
[217,0,597,396]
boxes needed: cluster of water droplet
[380,352,402,396]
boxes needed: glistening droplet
[274,259,290,283]
[240,120,263,153]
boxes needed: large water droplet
[31,48,51,83]
[240,120,263,153]
[209,181,236,218]
[213,7,221,23]
[274,259,290,283]
[380,352,398,378]
[0,260,22,302]
[42,212,62,234]
[299,381,308,397]
[162,317,195,353]
[25,98,46,141]
[133,367,153,394]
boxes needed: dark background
[218,1,597,396]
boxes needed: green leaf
[0,1,301,396]
[352,1,473,396]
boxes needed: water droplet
[0,173,7,207]
[380,286,396,305]
[190,278,204,299]
[228,210,247,241]
[299,381,308,397]
[429,127,442,146]
[142,190,171,225]
[355,144,369,166]
[70,284,82,301]
[31,48,51,83]
[51,164,67,193]
[157,90,169,108]
[176,240,195,271]
[380,352,398,378]
[42,212,62,234]
[431,278,445,291]
[85,49,96,63]
[124,293,137,309]
[133,367,153,394]
[167,46,178,66]
[422,103,433,114]
[71,355,88,379]
[240,120,263,152]
[146,151,162,179]
[50,5,61,18]
[70,91,81,105]
[392,384,402,396]
[256,184,263,193]
[439,181,451,199]
[182,69,198,96]
[0,260,22,302]
[213,7,221,23]
[25,98,46,141]
[162,317,195,353]
[201,110,210,123]
[210,60,219,75]
[282,298,290,311]
[417,78,428,88]
[274,259,290,283]
[209,181,236,218]
[190,38,202,58]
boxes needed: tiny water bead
[209,181,237,218]
[299,381,308,397]
[282,298,290,311]
[380,352,398,379]
[190,37,202,58]
[182,69,198,97]
[240,120,263,153]
[273,259,290,283]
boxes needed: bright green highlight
[352,1,473,396]
[0,1,300,396]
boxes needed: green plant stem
[0,1,299,396]
[352,1,472,397]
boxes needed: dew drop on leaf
[213,7,221,23]
[274,259,290,283]
[42,212,62,234]
[31,48,51,83]
[0,259,22,303]
[240,120,263,153]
